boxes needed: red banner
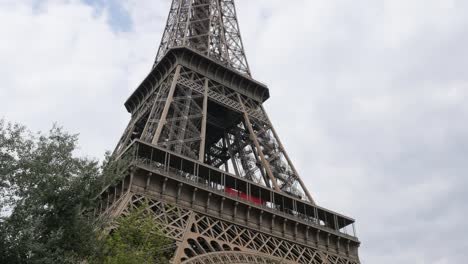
[225,187,264,205]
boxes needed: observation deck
[99,139,361,260]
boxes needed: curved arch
[181,251,292,264]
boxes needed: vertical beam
[222,137,230,172]
[128,167,135,191]
[206,193,212,212]
[174,88,193,154]
[224,0,251,74]
[182,1,194,46]
[161,178,168,197]
[259,210,263,228]
[337,237,341,253]
[215,0,230,62]
[191,188,198,206]
[176,183,183,201]
[198,78,209,162]
[152,65,182,145]
[172,211,197,263]
[260,105,315,203]
[239,94,280,192]
[141,77,169,140]
[113,119,134,155]
[110,192,132,218]
[153,0,179,66]
[145,172,152,191]
[206,2,213,57]
[220,197,225,216]
[271,215,275,233]
[248,139,270,187]
[316,230,321,247]
[225,132,241,177]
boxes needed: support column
[238,94,280,192]
[110,192,133,218]
[198,78,209,162]
[260,105,315,203]
[113,119,134,155]
[225,132,241,176]
[172,212,197,264]
[141,76,171,141]
[152,65,182,145]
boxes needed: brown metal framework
[104,1,361,263]
[155,0,250,75]
[98,139,360,263]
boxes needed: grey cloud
[236,1,468,263]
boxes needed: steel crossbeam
[104,0,361,263]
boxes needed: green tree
[0,119,170,263]
[0,120,106,263]
[99,204,172,264]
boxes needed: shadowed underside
[182,252,287,264]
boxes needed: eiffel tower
[99,1,361,263]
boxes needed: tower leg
[172,212,197,264]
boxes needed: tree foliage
[99,204,172,264]
[0,119,169,263]
[0,119,104,263]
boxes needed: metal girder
[107,1,361,263]
[101,192,359,264]
[116,63,315,202]
[155,0,251,76]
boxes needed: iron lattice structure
[102,1,361,263]
[155,0,250,75]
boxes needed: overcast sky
[1,0,468,263]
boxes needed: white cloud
[236,0,468,262]
[0,0,165,158]
[1,0,468,263]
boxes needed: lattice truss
[115,71,176,155]
[183,252,282,264]
[147,70,205,160]
[111,193,358,264]
[155,0,251,75]
[115,66,313,202]
[118,194,192,241]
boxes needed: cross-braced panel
[155,82,205,160]
[238,95,311,201]
[110,193,358,264]
[114,71,176,154]
[140,78,175,143]
[110,0,361,262]
[182,251,287,264]
[168,67,313,202]
[155,0,251,75]
[191,214,327,264]
[120,194,192,241]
